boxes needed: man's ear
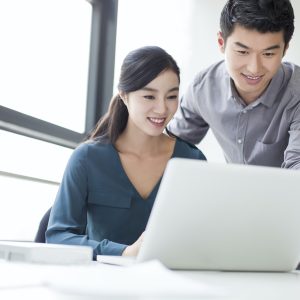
[217,31,225,53]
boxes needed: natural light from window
[0,0,91,241]
[0,0,91,133]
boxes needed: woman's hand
[122,232,144,257]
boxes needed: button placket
[236,109,249,163]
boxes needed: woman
[46,46,206,258]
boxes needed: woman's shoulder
[174,137,206,160]
[70,138,114,161]
[74,138,109,151]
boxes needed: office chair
[34,207,51,243]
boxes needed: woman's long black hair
[86,46,180,144]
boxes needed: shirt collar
[259,65,286,108]
[228,64,286,108]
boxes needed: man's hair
[220,0,294,47]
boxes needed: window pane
[0,174,58,241]
[0,130,72,183]
[0,131,72,241]
[0,0,92,133]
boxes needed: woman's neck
[115,128,172,158]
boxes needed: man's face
[218,24,287,104]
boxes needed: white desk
[1,260,300,299]
[183,269,300,299]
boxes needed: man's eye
[236,50,248,55]
[264,52,275,57]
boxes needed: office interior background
[0,0,299,241]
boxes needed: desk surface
[183,270,300,299]
[1,260,300,299]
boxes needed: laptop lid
[137,158,300,271]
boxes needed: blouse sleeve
[45,144,127,259]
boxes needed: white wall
[178,1,226,162]
[284,0,300,64]
[116,0,225,95]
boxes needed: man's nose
[247,54,262,74]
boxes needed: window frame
[0,0,118,149]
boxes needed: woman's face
[122,69,179,137]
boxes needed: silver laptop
[98,158,300,271]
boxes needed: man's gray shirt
[168,60,300,169]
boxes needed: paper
[44,260,220,297]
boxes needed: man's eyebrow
[234,42,281,51]
[263,45,281,51]
[234,42,250,49]
[140,87,179,92]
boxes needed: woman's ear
[119,92,128,106]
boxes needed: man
[168,0,300,169]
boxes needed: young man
[168,0,300,169]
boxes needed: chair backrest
[34,207,51,243]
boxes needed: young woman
[46,46,206,258]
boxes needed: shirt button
[237,139,243,144]
[242,110,247,114]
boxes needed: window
[0,0,118,148]
[0,0,118,241]
[0,0,91,133]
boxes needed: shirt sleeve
[45,144,127,259]
[168,76,210,144]
[282,103,300,169]
[196,147,207,161]
[184,139,207,161]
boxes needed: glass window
[0,130,72,182]
[0,130,72,241]
[0,0,117,241]
[0,173,59,241]
[0,0,92,133]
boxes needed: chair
[34,207,51,243]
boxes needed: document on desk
[45,260,221,298]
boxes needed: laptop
[98,158,300,271]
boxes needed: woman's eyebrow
[140,86,179,92]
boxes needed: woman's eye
[167,95,178,100]
[144,95,155,100]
